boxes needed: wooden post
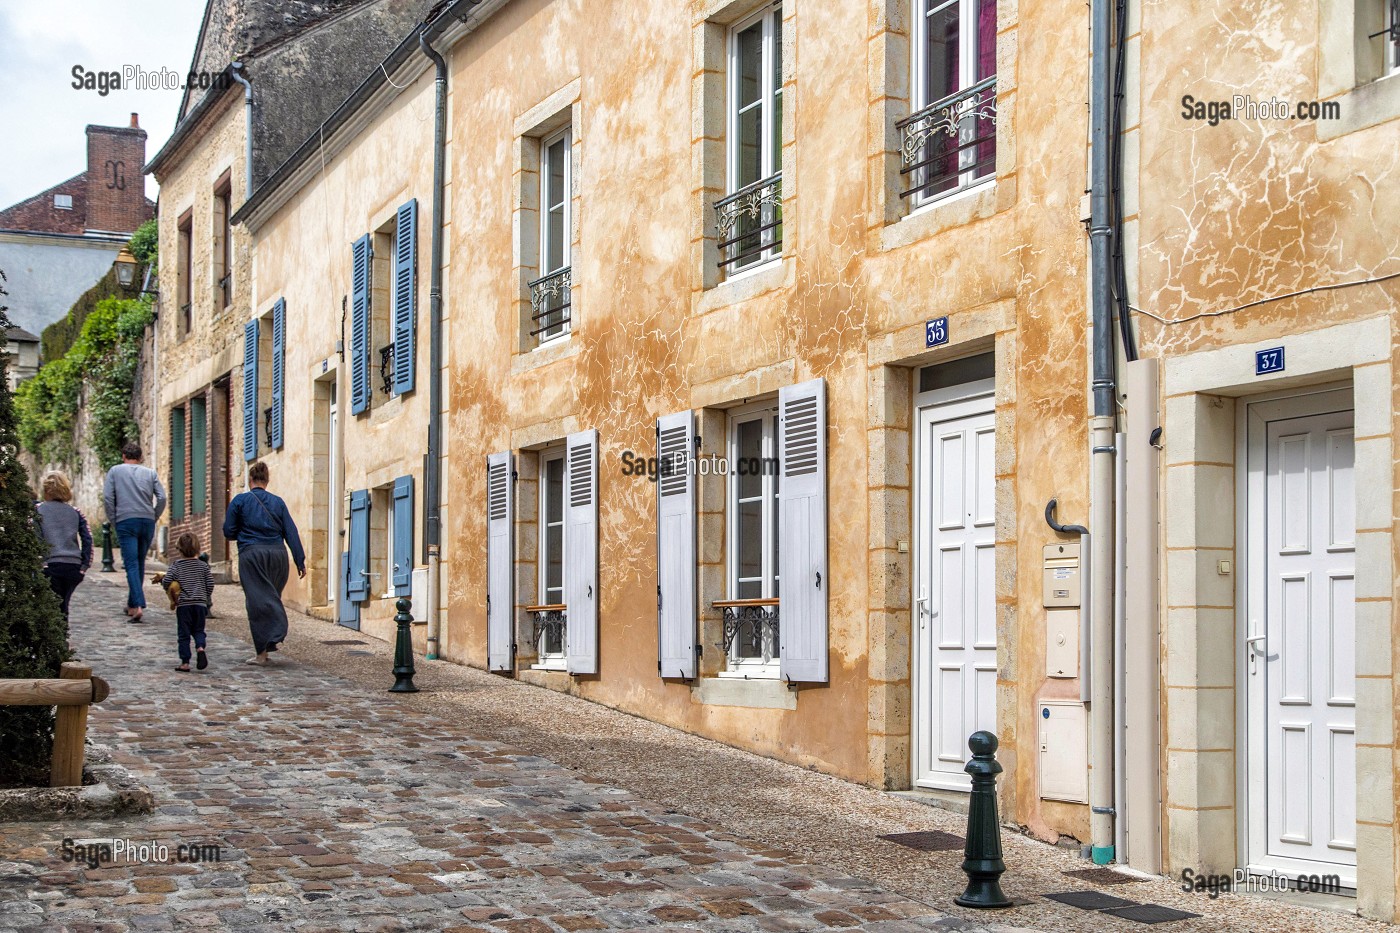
[50,661,91,788]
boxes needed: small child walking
[162,532,214,672]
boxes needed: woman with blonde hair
[35,471,93,620]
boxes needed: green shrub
[0,270,71,787]
[129,217,158,265]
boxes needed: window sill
[530,660,567,672]
[1317,72,1400,141]
[695,256,792,317]
[881,180,998,254]
[512,332,579,374]
[693,675,796,710]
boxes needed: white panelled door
[914,390,997,791]
[1246,391,1356,885]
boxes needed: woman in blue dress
[223,461,306,665]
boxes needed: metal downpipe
[419,28,447,659]
[229,63,254,199]
[1089,0,1119,865]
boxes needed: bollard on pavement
[954,730,1013,909]
[100,523,116,572]
[388,597,419,693]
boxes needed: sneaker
[196,649,208,671]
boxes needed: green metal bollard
[954,730,1013,909]
[100,523,116,572]
[388,597,419,693]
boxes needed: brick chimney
[84,114,150,234]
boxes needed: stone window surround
[691,0,796,292]
[512,79,582,358]
[211,169,233,314]
[864,300,1018,794]
[865,0,1016,249]
[1317,0,1400,139]
[1161,314,1395,920]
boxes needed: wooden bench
[0,661,111,787]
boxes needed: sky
[0,0,206,209]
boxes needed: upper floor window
[213,176,232,310]
[53,194,73,210]
[901,0,997,205]
[177,210,193,335]
[717,3,782,275]
[531,128,572,346]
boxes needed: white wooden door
[914,391,997,790]
[1246,391,1356,885]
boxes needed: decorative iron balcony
[529,267,571,341]
[379,344,394,395]
[897,76,997,201]
[715,173,782,273]
[526,603,567,657]
[714,598,780,664]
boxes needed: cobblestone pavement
[0,578,1035,933]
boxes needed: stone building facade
[158,0,1400,918]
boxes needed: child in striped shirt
[163,532,214,672]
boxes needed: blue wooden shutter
[392,200,417,394]
[350,235,371,414]
[347,489,370,601]
[242,319,258,460]
[778,378,828,683]
[337,550,359,629]
[270,298,285,449]
[392,475,414,594]
[564,430,599,675]
[656,411,696,679]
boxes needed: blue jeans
[115,517,155,610]
[176,605,208,663]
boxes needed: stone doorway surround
[1160,314,1395,920]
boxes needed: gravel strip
[194,580,1382,933]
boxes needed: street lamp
[113,247,139,289]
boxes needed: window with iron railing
[900,0,997,205]
[722,403,781,676]
[531,128,572,345]
[717,3,783,275]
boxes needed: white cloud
[0,0,206,208]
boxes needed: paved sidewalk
[0,578,1032,933]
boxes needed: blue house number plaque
[1255,347,1285,375]
[926,317,949,348]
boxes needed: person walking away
[163,532,213,672]
[35,471,93,620]
[223,461,305,665]
[103,441,167,622]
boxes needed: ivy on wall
[15,296,153,469]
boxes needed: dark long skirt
[239,544,289,654]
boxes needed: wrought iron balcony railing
[897,76,997,202]
[714,598,780,664]
[526,603,567,658]
[379,344,395,395]
[529,267,572,342]
[715,173,782,273]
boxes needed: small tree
[0,269,71,786]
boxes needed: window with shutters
[532,446,568,669]
[371,223,396,399]
[364,201,418,401]
[255,306,279,451]
[513,87,579,355]
[190,396,208,513]
[176,210,193,337]
[721,401,781,677]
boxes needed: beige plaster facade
[200,0,1399,919]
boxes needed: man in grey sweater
[103,441,167,622]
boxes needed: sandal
[174,664,190,672]
[196,649,208,670]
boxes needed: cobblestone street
[0,578,1373,933]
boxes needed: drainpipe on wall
[229,63,254,200]
[419,28,448,660]
[1088,0,1119,866]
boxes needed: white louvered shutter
[778,378,828,682]
[564,430,599,674]
[486,452,515,672]
[656,411,696,679]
